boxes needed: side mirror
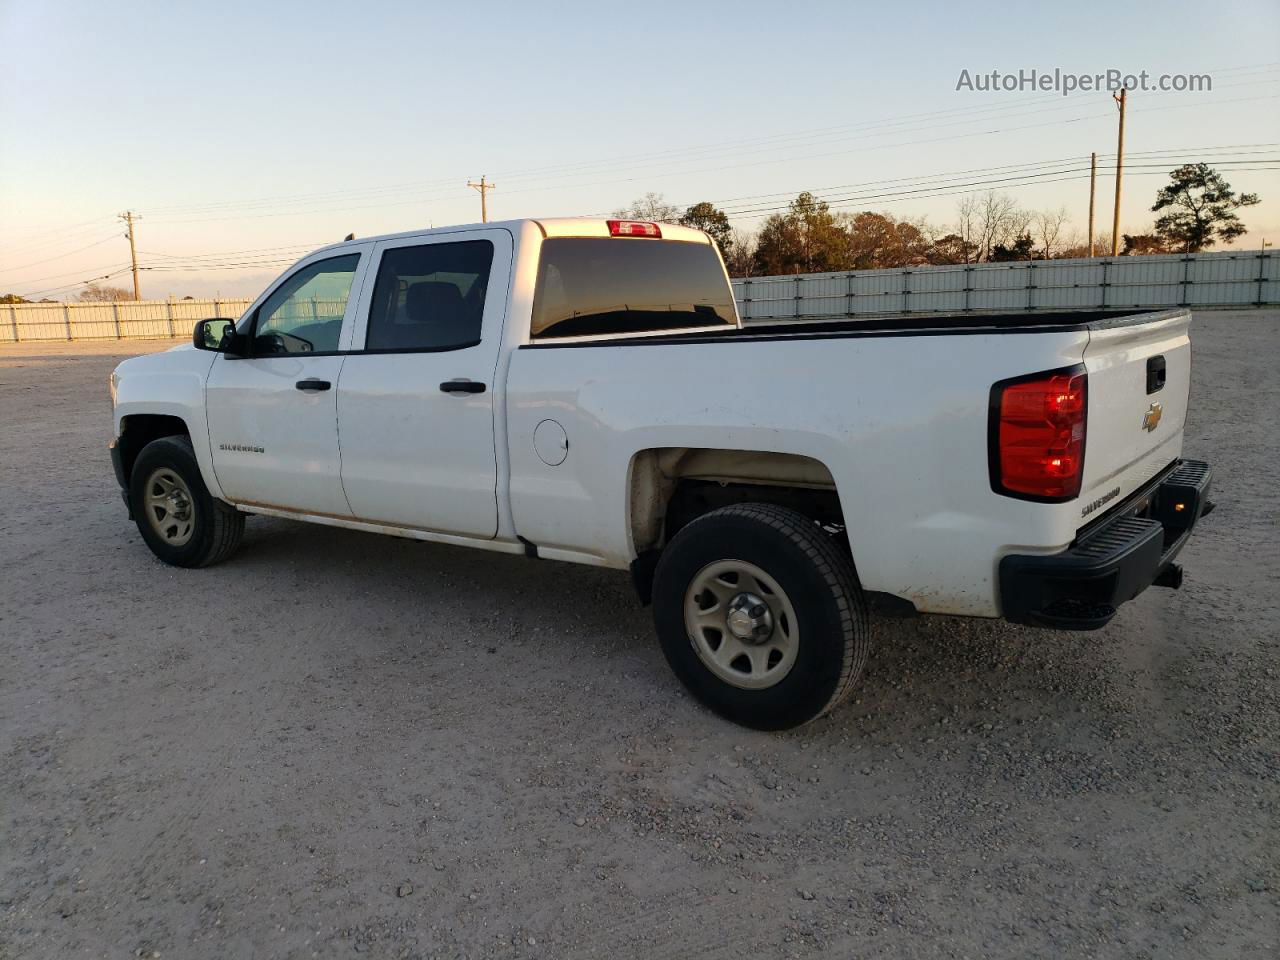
[193,318,243,356]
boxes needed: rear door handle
[295,379,331,392]
[439,379,486,395]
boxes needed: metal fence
[732,249,1277,322]
[3,250,1275,343]
[0,298,252,343]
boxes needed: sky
[2,0,1278,300]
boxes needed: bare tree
[1055,230,1113,259]
[908,215,941,243]
[77,284,133,302]
[954,195,980,263]
[954,191,1025,262]
[1004,206,1035,250]
[1033,207,1071,259]
[612,192,681,223]
[973,192,1007,262]
[722,228,758,277]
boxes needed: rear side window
[531,238,736,340]
[366,240,494,351]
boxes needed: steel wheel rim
[143,467,196,547]
[684,559,799,690]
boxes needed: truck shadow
[225,514,1160,750]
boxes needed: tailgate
[1079,310,1191,522]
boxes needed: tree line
[614,163,1261,278]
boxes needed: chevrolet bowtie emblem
[1142,401,1163,432]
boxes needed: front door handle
[439,379,486,395]
[296,379,331,392]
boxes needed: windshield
[531,238,736,339]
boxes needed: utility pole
[1087,152,1097,257]
[1110,89,1127,256]
[119,210,141,299]
[467,176,496,223]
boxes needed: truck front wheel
[129,435,244,568]
[652,503,871,730]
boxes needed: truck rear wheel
[652,503,870,730]
[129,435,244,568]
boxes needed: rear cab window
[531,238,736,340]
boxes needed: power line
[0,233,122,275]
[685,161,1279,221]
[551,94,1280,215]
[10,64,1277,259]
[589,141,1278,219]
[0,218,124,260]
[16,266,134,300]
[136,112,1123,226]
[142,264,300,272]
[678,148,1277,214]
[11,129,1267,287]
[3,262,131,290]
[137,241,324,261]
[139,95,1097,218]
[0,215,118,247]
[489,75,1279,191]
[122,148,1279,274]
[133,161,1277,274]
[132,72,1280,224]
[137,61,1280,220]
[117,90,1278,231]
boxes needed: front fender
[112,349,223,500]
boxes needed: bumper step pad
[999,459,1212,630]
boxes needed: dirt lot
[1,311,1277,960]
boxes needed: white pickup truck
[109,218,1214,729]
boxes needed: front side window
[252,254,360,354]
[531,238,736,340]
[365,240,494,351]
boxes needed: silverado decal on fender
[1081,486,1121,518]
[219,443,265,454]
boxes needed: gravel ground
[1,311,1277,960]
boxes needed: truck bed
[506,305,1192,618]
[519,309,1185,348]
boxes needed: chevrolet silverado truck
[108,218,1214,729]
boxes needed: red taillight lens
[991,369,1087,501]
[607,219,662,238]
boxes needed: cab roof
[312,217,711,255]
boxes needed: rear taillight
[607,219,662,238]
[989,366,1087,501]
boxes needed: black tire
[129,435,244,568]
[652,503,870,730]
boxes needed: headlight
[109,370,119,406]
